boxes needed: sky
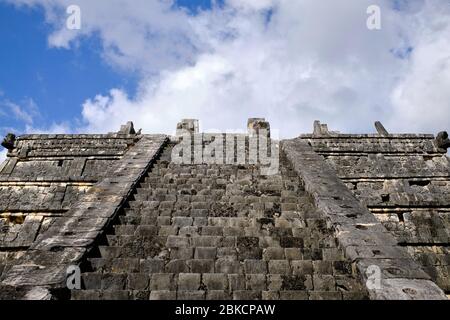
[0,0,450,162]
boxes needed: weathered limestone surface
[282,138,446,300]
[0,119,448,300]
[0,132,140,258]
[299,121,450,295]
[0,132,167,299]
[69,134,368,301]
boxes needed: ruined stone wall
[0,133,139,278]
[0,118,448,300]
[299,130,450,293]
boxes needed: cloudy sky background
[1,0,450,161]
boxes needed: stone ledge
[16,134,140,140]
[299,134,436,139]
[282,138,447,300]
[369,279,447,300]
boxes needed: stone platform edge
[0,134,169,300]
[282,138,447,300]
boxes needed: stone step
[98,244,164,259]
[113,224,159,236]
[87,258,140,273]
[71,288,365,300]
[106,235,134,246]
[69,144,366,300]
[105,234,167,246]
[77,271,347,292]
[98,246,127,259]
[118,215,141,225]
[113,225,136,235]
[117,214,157,226]
[71,289,134,300]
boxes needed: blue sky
[0,0,212,138]
[0,0,449,161]
[0,2,138,135]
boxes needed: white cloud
[6,0,207,74]
[24,122,71,134]
[0,93,68,134]
[4,0,450,137]
[388,1,450,132]
[227,0,276,11]
[0,148,7,164]
[0,97,40,125]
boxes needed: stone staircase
[71,142,368,300]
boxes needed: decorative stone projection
[176,119,199,136]
[1,133,16,151]
[374,121,389,136]
[248,118,271,137]
[282,138,447,300]
[312,121,340,137]
[435,131,450,151]
[0,215,43,248]
[118,121,136,135]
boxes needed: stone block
[280,291,309,300]
[127,274,150,290]
[313,261,333,274]
[216,259,242,274]
[195,247,217,260]
[187,259,215,273]
[309,291,342,300]
[140,259,165,273]
[246,274,267,291]
[165,260,189,273]
[207,290,232,300]
[81,273,102,290]
[177,290,205,300]
[149,290,176,300]
[268,260,290,274]
[244,260,268,274]
[233,290,262,300]
[228,274,246,291]
[262,247,285,260]
[101,274,127,290]
[313,275,336,291]
[178,273,201,291]
[150,274,176,291]
[262,291,280,300]
[202,273,228,290]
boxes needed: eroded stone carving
[313,121,340,136]
[1,133,16,150]
[247,118,270,137]
[176,119,199,136]
[118,121,136,135]
[435,131,450,150]
[313,120,328,136]
[374,121,389,136]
